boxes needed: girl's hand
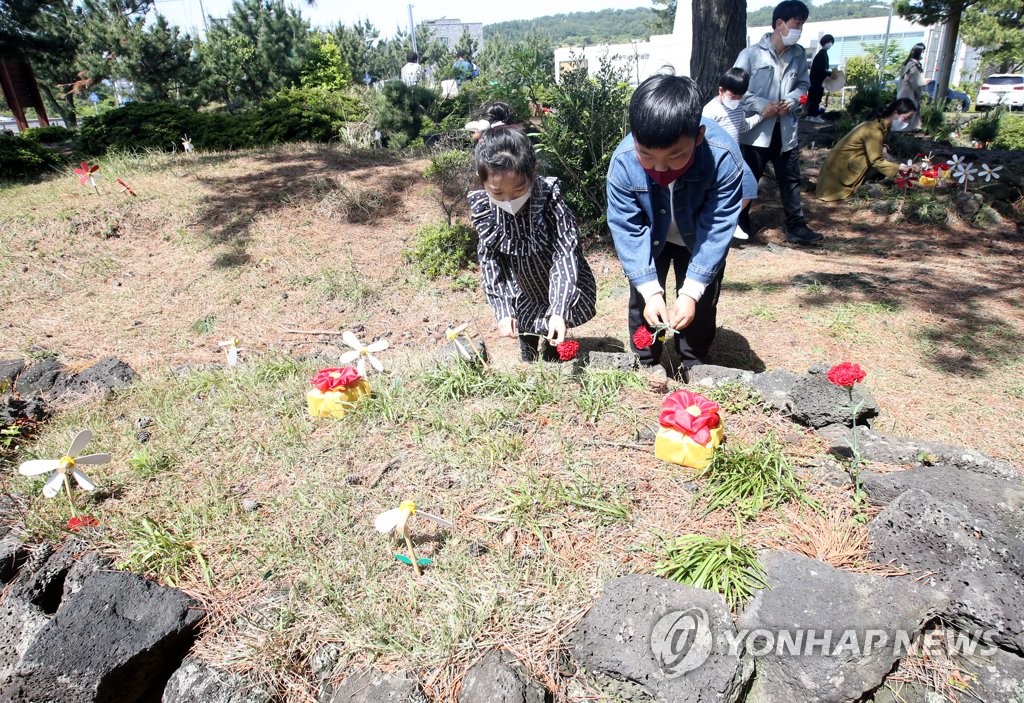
[498,317,518,337]
[547,315,566,344]
[643,293,669,328]
[669,296,697,330]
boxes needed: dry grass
[2,142,1022,702]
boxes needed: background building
[424,18,484,50]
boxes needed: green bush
[845,81,895,119]
[78,102,196,155]
[919,97,952,142]
[994,113,1024,150]
[535,56,631,229]
[0,133,64,178]
[372,81,437,148]
[251,86,367,144]
[423,149,474,226]
[21,125,75,144]
[405,221,477,278]
[190,110,258,151]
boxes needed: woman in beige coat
[816,98,917,202]
[897,43,926,131]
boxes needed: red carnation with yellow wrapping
[654,389,725,469]
[306,367,370,418]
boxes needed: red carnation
[799,94,808,105]
[827,362,866,389]
[556,340,579,361]
[633,327,655,350]
[67,515,99,532]
[310,366,361,392]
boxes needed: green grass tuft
[655,533,766,609]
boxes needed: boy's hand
[547,315,566,344]
[669,296,697,330]
[762,103,779,117]
[643,293,669,328]
[498,317,518,337]
[776,100,791,115]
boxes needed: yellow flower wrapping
[654,423,725,470]
[306,379,371,418]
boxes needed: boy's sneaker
[785,226,824,246]
[732,225,750,240]
[805,115,826,124]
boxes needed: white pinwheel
[978,164,1002,182]
[218,337,241,367]
[946,154,966,169]
[952,162,978,185]
[375,500,453,574]
[340,331,388,376]
[19,430,109,499]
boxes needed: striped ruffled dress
[469,176,597,335]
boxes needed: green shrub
[372,81,437,148]
[78,102,196,155]
[992,112,1024,150]
[423,149,474,226]
[405,221,477,278]
[535,56,630,230]
[845,81,895,119]
[0,133,64,178]
[969,106,1003,146]
[21,125,75,144]
[190,110,258,150]
[251,86,367,144]
[919,97,952,142]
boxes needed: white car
[975,74,1024,111]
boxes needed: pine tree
[959,0,1024,73]
[124,14,199,103]
[301,32,349,90]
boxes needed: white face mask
[722,97,741,110]
[891,118,909,131]
[823,42,833,50]
[489,191,531,215]
[781,26,802,46]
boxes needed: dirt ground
[2,142,1023,465]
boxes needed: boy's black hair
[772,0,809,27]
[456,50,467,59]
[876,97,917,118]
[476,101,514,124]
[629,73,704,147]
[719,67,750,95]
[474,126,537,183]
[406,51,418,63]
[820,34,834,45]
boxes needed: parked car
[975,74,1024,111]
[925,80,971,111]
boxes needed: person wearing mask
[805,34,834,123]
[897,43,926,131]
[733,0,823,246]
[815,98,917,201]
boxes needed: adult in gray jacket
[733,0,823,246]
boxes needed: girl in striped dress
[467,113,597,361]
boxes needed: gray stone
[162,656,272,703]
[970,646,1024,702]
[2,570,204,703]
[439,339,489,364]
[569,574,753,703]
[816,424,1020,479]
[52,357,139,397]
[0,594,48,683]
[61,550,114,600]
[13,358,65,396]
[458,650,547,703]
[587,351,637,372]
[863,682,941,703]
[0,395,48,423]
[787,366,879,428]
[869,489,1024,654]
[10,539,85,614]
[860,464,1024,533]
[953,191,984,219]
[322,668,427,702]
[0,531,26,584]
[737,550,947,703]
[0,359,25,388]
[687,364,756,388]
[748,370,800,413]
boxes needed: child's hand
[498,317,518,337]
[547,315,566,344]
[643,293,669,328]
[669,296,697,330]
[776,100,792,115]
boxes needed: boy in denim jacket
[606,74,745,372]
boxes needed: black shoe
[785,226,824,246]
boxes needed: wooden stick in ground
[402,528,422,576]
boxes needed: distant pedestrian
[400,51,422,87]
[452,50,475,82]
[805,34,834,122]
[897,43,926,131]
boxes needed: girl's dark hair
[772,0,809,27]
[406,51,418,63]
[719,67,750,95]
[475,101,514,125]
[474,126,536,182]
[904,43,925,64]
[629,73,703,147]
[875,98,917,118]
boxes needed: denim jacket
[606,118,744,289]
[734,33,809,151]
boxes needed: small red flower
[67,515,99,532]
[556,340,579,361]
[633,327,655,350]
[799,94,808,105]
[116,178,136,196]
[73,161,99,185]
[311,367,361,392]
[827,362,866,388]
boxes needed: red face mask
[642,147,697,188]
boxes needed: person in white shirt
[702,68,766,240]
[400,51,422,87]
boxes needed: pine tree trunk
[690,0,748,101]
[933,0,964,111]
